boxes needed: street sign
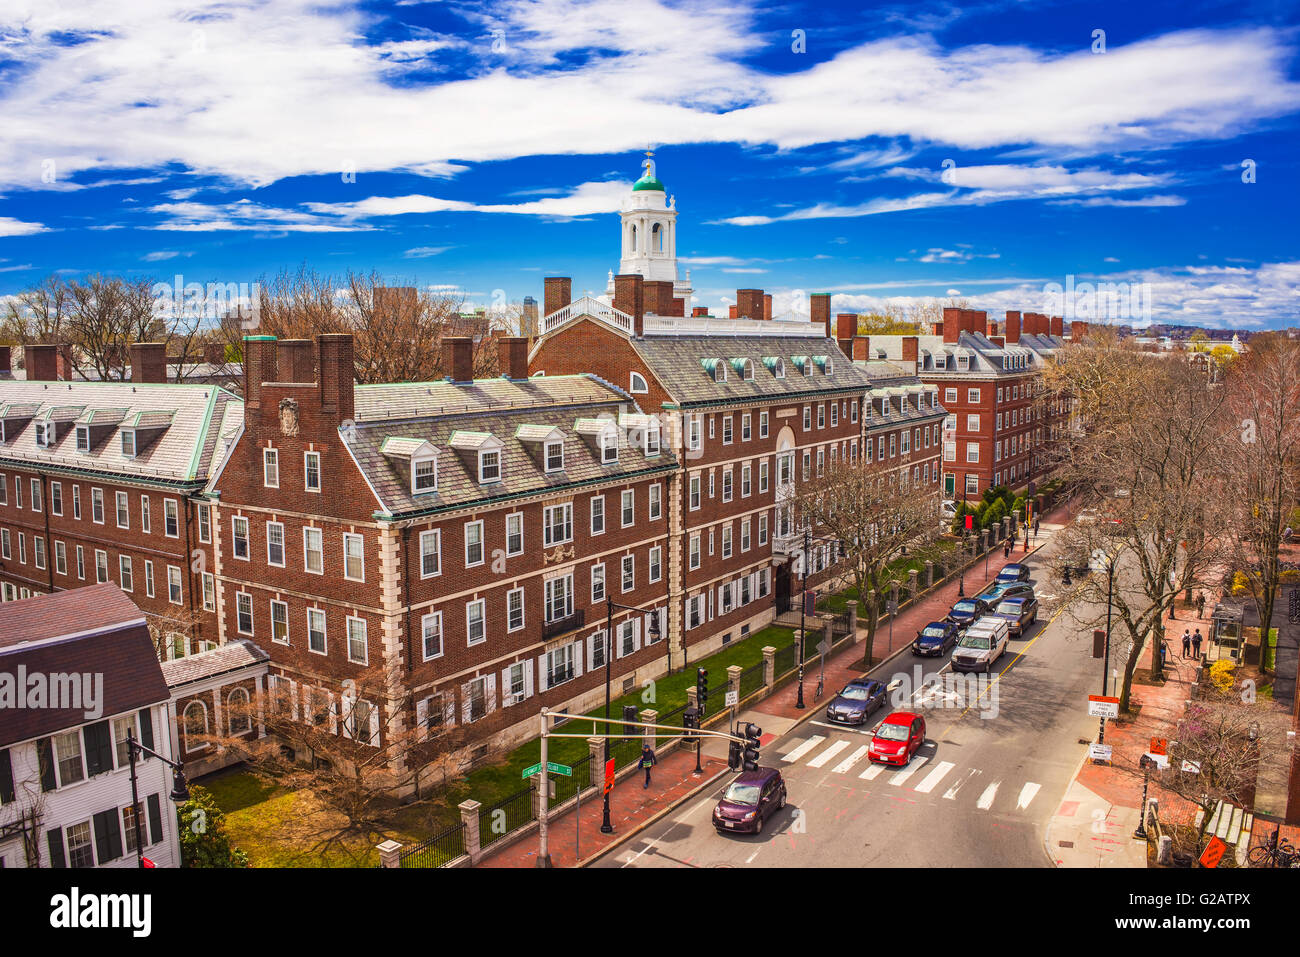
[1150,737,1168,756]
[1089,743,1113,762]
[1088,695,1120,719]
[1199,836,1227,869]
[521,762,543,779]
[603,757,615,795]
[816,638,831,657]
[1143,752,1170,769]
[1181,759,1201,774]
[887,600,899,615]
[547,762,572,777]
[725,690,738,707]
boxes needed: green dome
[632,174,666,192]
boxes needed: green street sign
[547,762,572,777]
[521,763,543,779]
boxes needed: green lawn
[816,543,957,616]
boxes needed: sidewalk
[1046,599,1208,867]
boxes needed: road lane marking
[811,720,871,735]
[914,761,956,794]
[781,735,824,763]
[859,762,887,780]
[1016,782,1041,810]
[943,768,979,799]
[976,781,1001,810]
[807,740,851,768]
[832,745,870,774]
[888,756,929,786]
[746,848,761,864]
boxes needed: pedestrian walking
[1003,539,1011,559]
[1181,630,1191,658]
[1192,629,1203,658]
[1158,640,1168,672]
[639,744,657,788]
[1195,592,1205,618]
[1033,516,1040,538]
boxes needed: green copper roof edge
[185,388,219,481]
[0,455,205,490]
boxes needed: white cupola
[606,152,692,304]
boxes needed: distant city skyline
[1,0,1297,328]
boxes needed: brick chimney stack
[1050,315,1064,338]
[1004,311,1021,344]
[942,307,962,343]
[129,342,168,384]
[836,314,857,357]
[277,339,315,384]
[498,336,529,381]
[0,345,11,377]
[205,341,226,366]
[643,280,674,317]
[810,293,831,337]
[852,336,870,361]
[243,335,278,411]
[902,336,919,366]
[445,336,474,383]
[736,289,764,320]
[317,333,354,422]
[1070,320,1088,343]
[543,277,572,320]
[692,306,710,317]
[763,294,773,321]
[613,274,646,337]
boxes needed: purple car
[713,767,787,835]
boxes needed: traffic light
[742,722,762,772]
[728,728,742,771]
[696,668,708,719]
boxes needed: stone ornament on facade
[279,397,300,436]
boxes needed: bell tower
[607,152,692,306]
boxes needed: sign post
[1089,695,1120,752]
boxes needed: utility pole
[537,708,551,868]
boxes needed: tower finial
[642,150,656,180]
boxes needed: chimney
[1050,315,1064,338]
[668,297,686,317]
[0,345,10,376]
[643,280,674,316]
[130,342,168,384]
[1004,311,1021,344]
[763,294,773,321]
[543,277,572,319]
[1070,320,1088,343]
[902,336,919,366]
[57,344,75,380]
[205,341,226,366]
[852,336,870,361]
[317,333,354,422]
[692,306,710,317]
[966,310,987,336]
[810,293,831,337]
[243,336,278,410]
[445,336,474,383]
[932,320,944,338]
[613,274,645,337]
[736,288,764,320]
[986,320,1000,338]
[25,343,59,381]
[498,336,529,381]
[942,308,962,343]
[277,339,315,383]
[989,336,1005,347]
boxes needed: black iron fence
[398,821,466,868]
[774,643,796,676]
[739,661,766,699]
[478,783,535,848]
[548,754,592,809]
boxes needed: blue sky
[1,0,1298,328]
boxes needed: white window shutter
[327,692,338,734]
[288,679,299,722]
[461,682,473,724]
[502,667,514,707]
[524,662,534,699]
[486,674,497,715]
[369,701,381,743]
[632,618,642,654]
[538,656,550,693]
[571,641,583,678]
[415,697,428,739]
[443,696,457,728]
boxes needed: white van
[951,616,1010,674]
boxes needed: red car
[868,712,927,766]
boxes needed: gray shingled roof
[0,380,242,484]
[161,639,269,689]
[630,335,874,407]
[348,374,676,517]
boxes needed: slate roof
[348,374,676,517]
[629,334,874,407]
[865,333,1061,377]
[161,639,269,690]
[0,380,242,485]
[0,585,167,748]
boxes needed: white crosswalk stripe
[888,756,929,786]
[913,761,955,794]
[807,740,850,768]
[859,762,888,780]
[976,782,1001,810]
[781,735,825,763]
[832,745,870,774]
[943,768,980,800]
[1016,782,1041,810]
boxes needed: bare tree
[63,275,159,380]
[1,275,72,346]
[794,457,943,667]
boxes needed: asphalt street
[597,543,1123,868]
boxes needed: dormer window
[545,440,564,473]
[35,422,55,448]
[731,358,754,381]
[121,430,136,458]
[764,356,785,379]
[76,425,90,452]
[413,456,437,493]
[645,425,660,456]
[479,449,502,484]
[600,427,618,464]
[824,357,834,375]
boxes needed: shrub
[1208,659,1236,694]
[1230,571,1250,597]
[177,785,251,868]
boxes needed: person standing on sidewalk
[1033,515,1040,538]
[1003,539,1011,559]
[1192,629,1203,658]
[639,744,657,788]
[1181,629,1191,658]
[1195,592,1206,618]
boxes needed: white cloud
[403,245,453,258]
[306,179,628,221]
[0,216,49,236]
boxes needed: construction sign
[1150,737,1168,756]
[1199,836,1227,869]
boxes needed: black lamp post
[126,728,190,868]
[1134,753,1154,840]
[796,527,809,710]
[601,597,661,834]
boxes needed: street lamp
[600,596,661,834]
[1134,753,1154,839]
[126,729,190,868]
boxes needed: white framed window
[139,494,151,534]
[621,489,635,527]
[966,442,979,463]
[649,483,662,520]
[263,447,279,488]
[201,571,214,611]
[420,529,441,577]
[94,548,108,583]
[236,591,254,634]
[629,371,648,394]
[967,414,980,432]
[195,503,210,543]
[689,474,701,510]
[759,460,769,493]
[167,565,182,603]
[967,388,980,403]
[164,498,179,537]
[649,546,662,583]
[271,599,289,644]
[343,532,365,581]
[420,611,442,660]
[741,518,751,552]
[118,554,132,591]
[266,521,285,567]
[817,404,825,429]
[545,575,574,623]
[308,608,327,654]
[689,533,700,570]
[91,487,104,524]
[544,440,564,473]
[600,428,618,464]
[722,416,733,445]
[592,562,606,602]
[303,526,324,573]
[590,494,605,535]
[30,478,41,513]
[721,525,733,558]
[413,455,437,494]
[466,599,486,646]
[722,469,733,502]
[850,401,858,423]
[478,449,502,484]
[54,540,66,576]
[758,513,768,545]
[464,520,485,566]
[346,616,368,664]
[688,415,702,453]
[544,504,572,546]
[621,554,635,592]
[831,403,838,427]
[507,587,525,632]
[802,406,811,430]
[759,410,769,438]
[76,545,85,580]
[505,512,524,556]
[304,451,322,492]
[645,424,660,456]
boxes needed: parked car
[951,616,1011,673]
[825,678,888,725]
[991,596,1039,637]
[978,581,1035,605]
[713,767,787,834]
[868,712,927,766]
[946,597,993,630]
[913,620,960,657]
[996,562,1031,583]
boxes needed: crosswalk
[779,732,1044,814]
